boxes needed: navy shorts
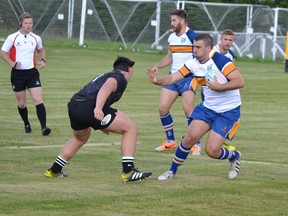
[11,68,41,92]
[163,76,194,94]
[68,99,117,131]
[190,103,241,141]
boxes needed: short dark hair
[19,12,33,25]
[171,9,188,23]
[195,34,213,48]
[113,56,135,72]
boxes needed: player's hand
[94,107,104,121]
[38,60,46,69]
[146,68,158,84]
[12,61,20,69]
[206,75,223,91]
[150,66,159,74]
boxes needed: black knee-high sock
[50,156,67,173]
[18,106,30,126]
[36,103,46,129]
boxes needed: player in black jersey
[44,56,152,182]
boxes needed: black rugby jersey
[72,70,127,108]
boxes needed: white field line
[0,142,121,150]
[241,160,288,167]
[0,144,287,167]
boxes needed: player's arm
[0,36,18,68]
[94,78,117,121]
[37,47,46,69]
[151,50,173,73]
[207,68,245,92]
[147,68,183,86]
[0,50,17,68]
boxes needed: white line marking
[0,144,287,168]
[242,160,288,167]
[0,142,121,150]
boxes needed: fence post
[285,20,288,73]
[79,0,87,46]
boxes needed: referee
[1,12,51,135]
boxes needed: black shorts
[68,99,117,131]
[11,68,41,92]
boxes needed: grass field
[0,45,288,216]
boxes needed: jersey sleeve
[32,33,43,50]
[178,60,193,78]
[211,51,237,77]
[1,34,14,52]
[186,29,197,44]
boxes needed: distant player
[0,12,51,135]
[213,29,236,150]
[148,9,201,155]
[213,29,235,61]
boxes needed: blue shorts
[190,103,241,141]
[163,75,194,94]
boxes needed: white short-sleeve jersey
[168,28,197,74]
[179,50,241,113]
[1,31,43,70]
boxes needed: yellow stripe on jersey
[179,65,191,77]
[195,77,206,86]
[222,62,237,77]
[211,51,237,78]
[169,45,193,53]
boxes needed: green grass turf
[0,45,287,216]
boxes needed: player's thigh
[185,119,210,144]
[72,128,91,143]
[29,87,43,104]
[15,90,27,107]
[181,90,195,115]
[159,88,178,113]
[104,110,137,134]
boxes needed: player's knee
[158,104,170,115]
[18,104,26,109]
[205,147,219,159]
[127,121,138,134]
[182,135,197,149]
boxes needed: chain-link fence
[1,0,287,61]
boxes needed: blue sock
[218,147,239,161]
[170,141,191,174]
[160,112,175,141]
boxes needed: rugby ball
[205,70,227,84]
[101,114,112,125]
